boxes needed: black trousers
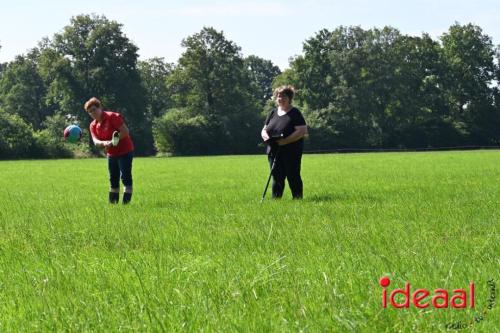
[268,145,303,199]
[108,151,134,189]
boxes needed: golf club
[261,134,283,203]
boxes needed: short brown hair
[84,97,102,111]
[273,85,295,101]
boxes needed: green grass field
[0,151,498,332]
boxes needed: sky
[1,0,499,70]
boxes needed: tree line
[0,14,499,159]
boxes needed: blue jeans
[108,151,133,189]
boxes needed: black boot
[109,192,119,204]
[123,192,132,204]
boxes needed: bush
[153,108,218,155]
[0,111,34,159]
[31,130,73,158]
[31,114,90,159]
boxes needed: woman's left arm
[277,125,308,146]
[118,123,130,139]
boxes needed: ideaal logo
[379,277,496,330]
[379,277,475,309]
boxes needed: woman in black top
[261,85,308,199]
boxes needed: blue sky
[1,0,499,69]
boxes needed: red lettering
[390,282,410,308]
[382,288,387,308]
[380,279,475,310]
[470,282,475,308]
[412,289,430,308]
[451,289,467,308]
[432,289,449,308]
[379,277,391,308]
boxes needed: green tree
[244,55,281,107]
[0,109,34,159]
[441,23,500,144]
[284,26,401,148]
[0,51,48,129]
[138,57,173,119]
[163,27,261,154]
[39,14,153,154]
[278,25,490,149]
[280,29,336,112]
[378,34,459,147]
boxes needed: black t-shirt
[265,107,306,153]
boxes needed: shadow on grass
[304,192,383,203]
[304,193,343,203]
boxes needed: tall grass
[0,151,498,332]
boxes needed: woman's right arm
[90,125,111,148]
[92,135,112,148]
[262,109,275,141]
[261,125,270,141]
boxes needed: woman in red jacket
[84,97,134,204]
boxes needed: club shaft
[261,150,279,202]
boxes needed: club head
[112,131,120,146]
